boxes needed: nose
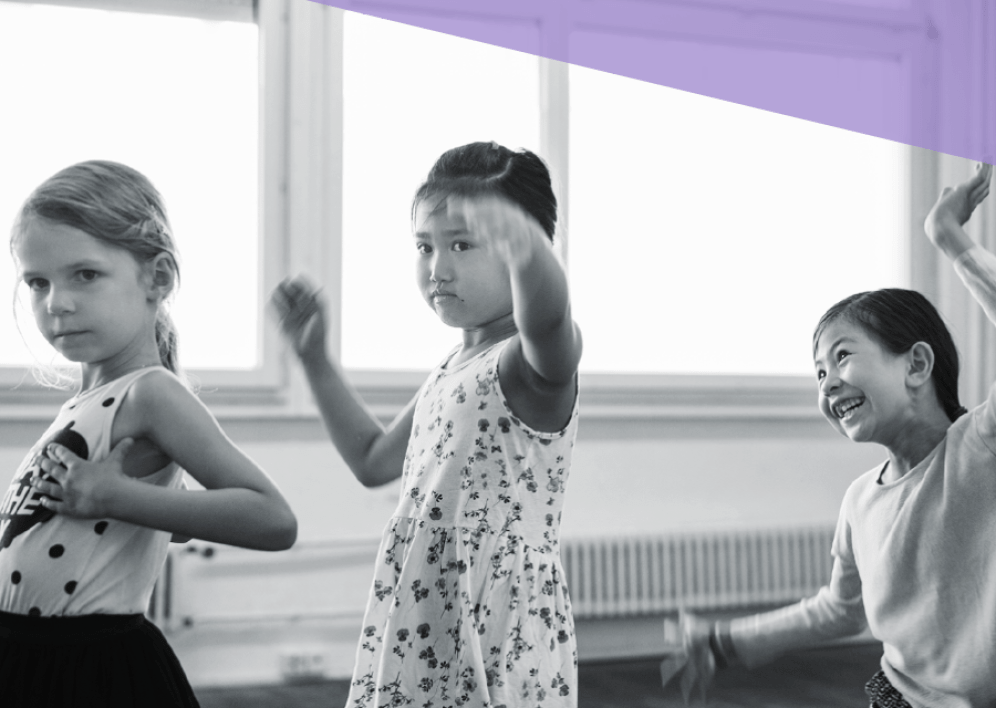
[820,368,840,396]
[45,285,74,316]
[429,250,452,283]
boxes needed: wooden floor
[195,642,882,708]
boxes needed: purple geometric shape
[311,0,994,163]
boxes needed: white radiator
[148,526,836,629]
[562,526,836,618]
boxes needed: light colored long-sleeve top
[729,245,996,708]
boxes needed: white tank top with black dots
[0,367,182,617]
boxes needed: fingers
[270,277,324,328]
[37,495,64,513]
[38,454,67,483]
[31,477,62,500]
[46,442,79,466]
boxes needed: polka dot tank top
[0,367,182,617]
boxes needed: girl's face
[14,218,159,369]
[813,317,913,446]
[413,197,513,331]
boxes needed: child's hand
[270,276,329,362]
[925,162,992,257]
[31,438,135,519]
[660,612,718,704]
[450,195,550,271]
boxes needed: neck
[883,404,952,480]
[80,348,163,392]
[456,313,517,363]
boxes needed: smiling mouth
[832,397,865,421]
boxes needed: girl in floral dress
[272,142,583,707]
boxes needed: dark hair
[813,288,967,421]
[11,160,183,378]
[412,141,558,241]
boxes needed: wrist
[926,216,975,260]
[709,621,739,669]
[298,345,331,370]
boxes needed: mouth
[832,396,866,421]
[431,291,457,300]
[51,330,86,342]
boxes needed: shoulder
[498,334,576,393]
[117,368,202,434]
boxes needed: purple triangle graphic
[312,0,994,163]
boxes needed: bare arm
[455,197,582,431]
[270,276,414,487]
[458,197,582,385]
[925,162,991,261]
[36,370,298,551]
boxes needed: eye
[452,241,470,253]
[77,269,99,282]
[415,242,432,255]
[26,278,49,292]
[815,369,825,381]
[836,349,850,363]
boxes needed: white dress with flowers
[347,339,579,708]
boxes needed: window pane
[0,2,258,371]
[570,62,906,375]
[342,12,540,371]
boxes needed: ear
[145,253,177,302]
[905,341,935,388]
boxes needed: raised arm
[270,276,414,487]
[457,196,582,385]
[926,163,996,324]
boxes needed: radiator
[149,526,836,629]
[562,526,836,618]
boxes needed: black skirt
[0,610,200,708]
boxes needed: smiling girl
[272,142,583,707]
[1,161,297,707]
[662,163,996,708]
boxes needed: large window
[341,12,540,371]
[569,64,907,375]
[0,0,936,419]
[0,0,259,374]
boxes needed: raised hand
[270,275,329,361]
[925,162,992,258]
[32,438,135,519]
[448,194,550,271]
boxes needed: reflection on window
[570,64,906,375]
[0,2,258,370]
[341,12,540,371]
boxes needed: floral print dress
[348,339,579,708]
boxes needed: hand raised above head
[269,275,329,361]
[925,162,992,257]
[32,437,135,519]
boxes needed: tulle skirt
[0,610,199,708]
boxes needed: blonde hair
[11,160,183,382]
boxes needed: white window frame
[3,0,990,429]
[0,0,285,417]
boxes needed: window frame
[2,0,979,428]
[0,0,286,417]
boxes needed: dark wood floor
[196,642,882,708]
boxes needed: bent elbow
[263,508,298,551]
